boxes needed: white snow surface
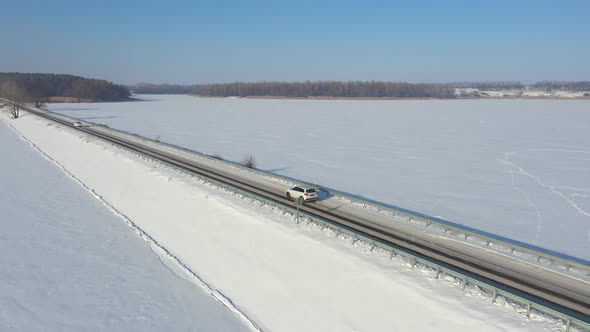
[456,88,590,98]
[0,119,249,331]
[47,95,590,260]
[1,108,570,331]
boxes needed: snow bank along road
[0,115,249,331]
[15,103,590,322]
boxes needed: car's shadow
[316,189,334,202]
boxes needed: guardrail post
[565,319,571,332]
[295,197,303,223]
[525,303,531,318]
[410,258,417,269]
[462,276,467,290]
[492,289,497,303]
[435,267,441,279]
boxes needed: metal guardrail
[123,130,590,274]
[317,187,590,273]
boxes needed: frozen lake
[49,95,590,260]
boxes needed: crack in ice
[499,152,590,218]
[503,158,544,243]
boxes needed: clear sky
[1,0,588,84]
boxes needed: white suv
[285,185,318,202]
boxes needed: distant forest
[529,81,590,91]
[131,83,193,94]
[194,82,456,98]
[451,82,525,90]
[133,81,456,98]
[0,73,131,103]
[452,81,590,91]
[132,80,590,98]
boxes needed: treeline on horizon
[452,81,590,91]
[133,81,456,98]
[132,80,590,97]
[0,73,131,102]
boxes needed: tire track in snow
[2,118,263,332]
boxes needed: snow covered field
[0,120,249,331]
[48,95,590,260]
[1,107,565,331]
[456,88,590,98]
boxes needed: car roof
[295,184,316,190]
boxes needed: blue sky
[1,0,588,84]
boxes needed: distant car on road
[73,121,83,127]
[285,185,318,202]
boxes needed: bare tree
[242,154,256,168]
[0,81,27,119]
[30,88,47,108]
[34,99,46,108]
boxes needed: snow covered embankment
[0,109,564,332]
[0,116,249,331]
